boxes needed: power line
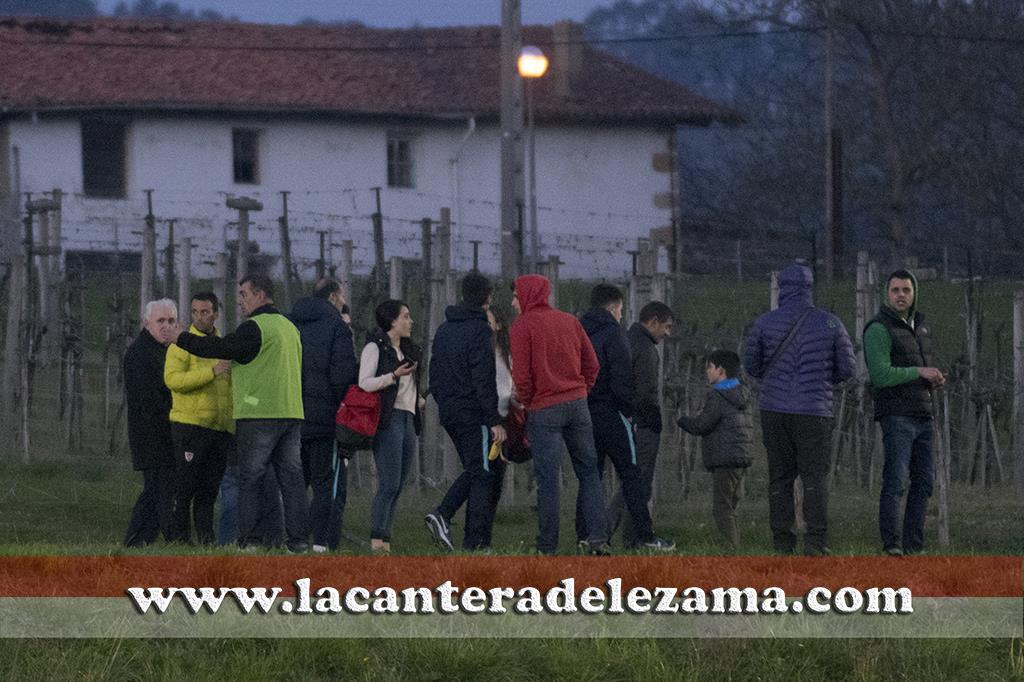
[3,22,1023,53]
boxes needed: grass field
[0,459,1021,681]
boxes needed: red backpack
[335,386,381,452]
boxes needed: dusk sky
[95,1,617,27]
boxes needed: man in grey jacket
[611,301,674,548]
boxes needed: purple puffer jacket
[743,264,856,417]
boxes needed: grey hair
[143,298,178,322]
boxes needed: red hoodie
[510,274,600,412]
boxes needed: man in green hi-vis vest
[175,273,310,553]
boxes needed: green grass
[0,638,1020,681]
[1,459,1021,556]
[0,460,1021,680]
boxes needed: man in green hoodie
[864,269,945,556]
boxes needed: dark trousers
[761,411,833,554]
[528,398,608,554]
[610,425,660,547]
[301,436,347,550]
[879,415,934,553]
[236,419,310,549]
[170,423,229,544]
[370,410,417,542]
[124,465,176,547]
[217,464,284,547]
[712,467,746,549]
[437,424,505,550]
[578,411,653,544]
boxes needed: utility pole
[822,0,835,281]
[500,0,525,278]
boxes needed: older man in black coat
[123,298,181,547]
[290,279,358,552]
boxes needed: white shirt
[358,342,417,414]
[495,350,514,418]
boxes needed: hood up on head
[514,275,552,313]
[881,269,921,321]
[778,262,813,308]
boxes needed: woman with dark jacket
[358,299,422,553]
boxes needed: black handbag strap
[762,307,813,378]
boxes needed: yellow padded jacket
[164,324,234,433]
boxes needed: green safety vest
[231,313,304,420]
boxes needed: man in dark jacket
[580,285,673,551]
[614,300,674,548]
[175,274,310,553]
[744,262,856,555]
[290,279,358,553]
[123,299,180,547]
[864,270,945,556]
[679,350,754,549]
[511,274,607,555]
[426,272,506,551]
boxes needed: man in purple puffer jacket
[744,263,856,555]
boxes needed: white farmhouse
[0,18,736,279]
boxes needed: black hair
[191,291,219,312]
[886,269,915,287]
[490,306,511,370]
[639,301,673,324]
[341,303,351,316]
[461,272,493,309]
[375,299,408,333]
[590,283,623,309]
[707,349,741,379]
[313,278,342,300]
[239,273,274,300]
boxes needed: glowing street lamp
[518,46,548,272]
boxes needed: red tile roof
[0,18,739,126]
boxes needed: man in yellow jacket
[164,292,233,544]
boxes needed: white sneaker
[312,544,328,554]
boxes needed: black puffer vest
[368,330,423,434]
[867,307,934,420]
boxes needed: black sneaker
[883,546,904,557]
[286,541,309,555]
[641,536,676,552]
[804,545,832,557]
[424,512,454,552]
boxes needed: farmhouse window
[387,133,415,188]
[81,120,126,198]
[233,128,261,184]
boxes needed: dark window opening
[387,133,414,188]
[82,120,126,198]
[233,128,260,184]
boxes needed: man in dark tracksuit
[123,299,179,547]
[426,273,506,551]
[290,279,358,552]
[744,263,856,555]
[614,301,674,547]
[580,285,674,551]
[864,269,945,556]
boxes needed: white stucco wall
[5,114,674,280]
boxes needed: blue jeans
[217,464,284,547]
[235,419,309,549]
[528,398,608,554]
[879,415,935,553]
[371,410,416,542]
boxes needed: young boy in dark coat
[678,350,754,549]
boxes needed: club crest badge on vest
[184,451,194,463]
